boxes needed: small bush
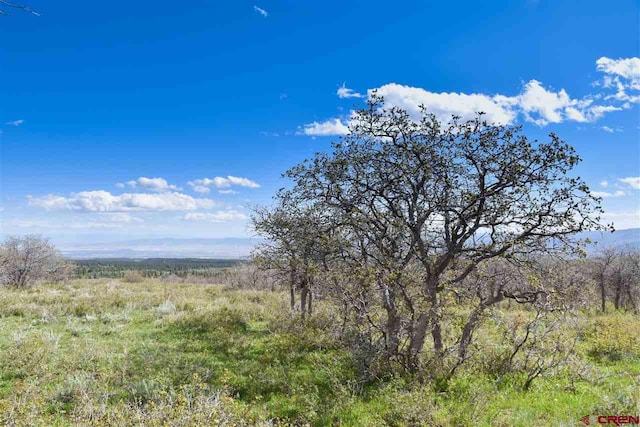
[585,313,640,360]
[156,299,177,315]
[51,373,97,406]
[127,379,163,405]
[122,271,145,283]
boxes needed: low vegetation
[0,278,637,426]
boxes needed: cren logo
[582,415,640,425]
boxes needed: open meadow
[0,278,638,426]
[2,1,639,426]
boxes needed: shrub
[585,313,640,360]
[122,271,145,283]
[0,235,73,287]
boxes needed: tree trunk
[599,273,606,312]
[626,286,638,314]
[453,305,490,376]
[408,312,429,372]
[290,283,296,311]
[300,284,308,321]
[382,286,401,356]
[458,310,481,362]
[307,288,313,316]
[428,284,444,357]
[431,320,444,357]
[614,278,622,310]
[289,269,296,311]
[385,310,401,356]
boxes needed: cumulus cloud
[126,177,179,192]
[188,176,260,192]
[97,213,143,223]
[601,210,640,230]
[115,182,125,189]
[597,57,640,83]
[5,212,145,231]
[374,80,620,126]
[337,83,364,99]
[517,80,594,125]
[183,210,248,222]
[71,213,144,229]
[595,57,640,103]
[191,185,210,194]
[299,118,350,136]
[5,119,24,126]
[600,180,609,187]
[373,83,518,125]
[592,190,626,198]
[254,5,268,17]
[28,191,217,212]
[620,177,640,190]
[302,57,640,136]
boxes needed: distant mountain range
[60,229,640,259]
[60,237,262,259]
[578,228,640,252]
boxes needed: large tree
[276,95,604,372]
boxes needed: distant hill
[60,237,261,259]
[577,228,640,253]
[59,229,640,259]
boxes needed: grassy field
[0,279,638,426]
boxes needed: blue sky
[1,0,639,248]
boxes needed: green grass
[0,279,637,426]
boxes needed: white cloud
[218,189,239,195]
[600,180,609,187]
[373,82,518,125]
[28,191,217,212]
[126,177,179,192]
[596,57,640,103]
[601,210,640,230]
[601,126,615,133]
[115,182,125,189]
[337,83,364,99]
[96,213,143,223]
[192,185,210,194]
[70,222,123,229]
[592,190,625,198]
[253,5,268,17]
[5,119,24,126]
[517,80,594,125]
[4,213,144,231]
[596,57,640,87]
[299,118,349,136]
[183,210,248,222]
[188,176,260,192]
[70,213,144,229]
[5,219,59,229]
[301,57,640,136]
[620,177,640,190]
[375,80,616,127]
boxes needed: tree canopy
[254,95,605,374]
